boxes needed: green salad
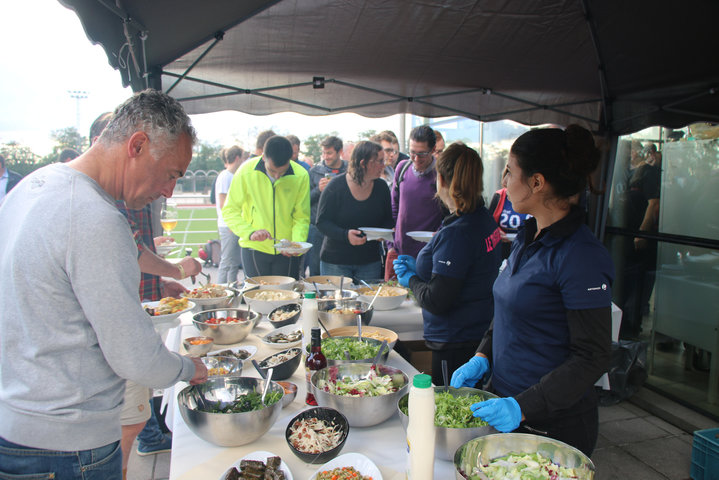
[469,452,582,480]
[400,391,490,428]
[201,391,282,413]
[316,337,381,360]
[318,366,400,397]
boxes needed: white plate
[310,452,383,480]
[261,325,304,349]
[274,241,312,255]
[358,227,394,242]
[406,231,434,243]
[142,300,195,323]
[207,344,257,362]
[219,450,293,480]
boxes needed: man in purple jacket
[385,125,446,280]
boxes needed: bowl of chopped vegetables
[310,336,389,365]
[311,363,409,427]
[317,300,374,330]
[322,326,398,352]
[177,377,284,447]
[182,284,235,311]
[142,297,195,324]
[182,335,215,357]
[192,308,260,345]
[397,386,498,461]
[200,355,242,377]
[454,433,595,480]
[256,347,303,380]
[268,303,302,328]
[285,407,349,464]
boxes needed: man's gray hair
[98,89,197,157]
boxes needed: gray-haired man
[0,90,207,479]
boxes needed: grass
[167,206,218,258]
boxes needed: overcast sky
[0,0,401,155]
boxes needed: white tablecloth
[164,310,457,480]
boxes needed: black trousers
[241,248,302,279]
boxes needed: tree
[302,132,338,165]
[358,129,377,141]
[0,142,45,176]
[189,140,224,172]
[44,127,87,163]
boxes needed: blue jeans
[320,260,382,284]
[217,226,242,284]
[306,224,324,277]
[136,403,165,447]
[0,437,122,480]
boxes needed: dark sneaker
[136,433,172,456]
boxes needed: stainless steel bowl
[397,386,498,461]
[311,363,409,427]
[192,308,260,345]
[177,377,284,447]
[201,355,242,377]
[454,433,595,480]
[182,336,215,357]
[317,300,374,329]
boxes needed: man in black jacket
[0,154,23,203]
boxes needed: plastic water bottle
[406,373,435,480]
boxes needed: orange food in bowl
[189,338,212,345]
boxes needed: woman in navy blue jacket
[393,142,502,386]
[450,125,614,456]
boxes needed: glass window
[605,126,719,416]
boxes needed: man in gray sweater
[0,90,207,479]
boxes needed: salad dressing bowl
[397,386,498,461]
[311,363,409,427]
[454,433,595,480]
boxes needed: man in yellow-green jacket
[222,135,310,278]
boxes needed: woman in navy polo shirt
[450,125,614,456]
[393,142,502,386]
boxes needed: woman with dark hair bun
[316,140,393,281]
[393,142,502,386]
[450,125,614,456]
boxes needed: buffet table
[164,303,457,480]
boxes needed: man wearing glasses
[385,125,447,280]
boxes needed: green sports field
[167,206,218,258]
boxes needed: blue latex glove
[470,397,522,433]
[392,258,408,276]
[397,255,416,272]
[396,265,416,288]
[450,355,489,388]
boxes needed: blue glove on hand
[392,259,408,276]
[397,255,417,272]
[396,266,416,288]
[470,397,522,433]
[450,355,489,388]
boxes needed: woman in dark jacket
[450,125,614,456]
[316,140,393,282]
[393,142,502,386]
